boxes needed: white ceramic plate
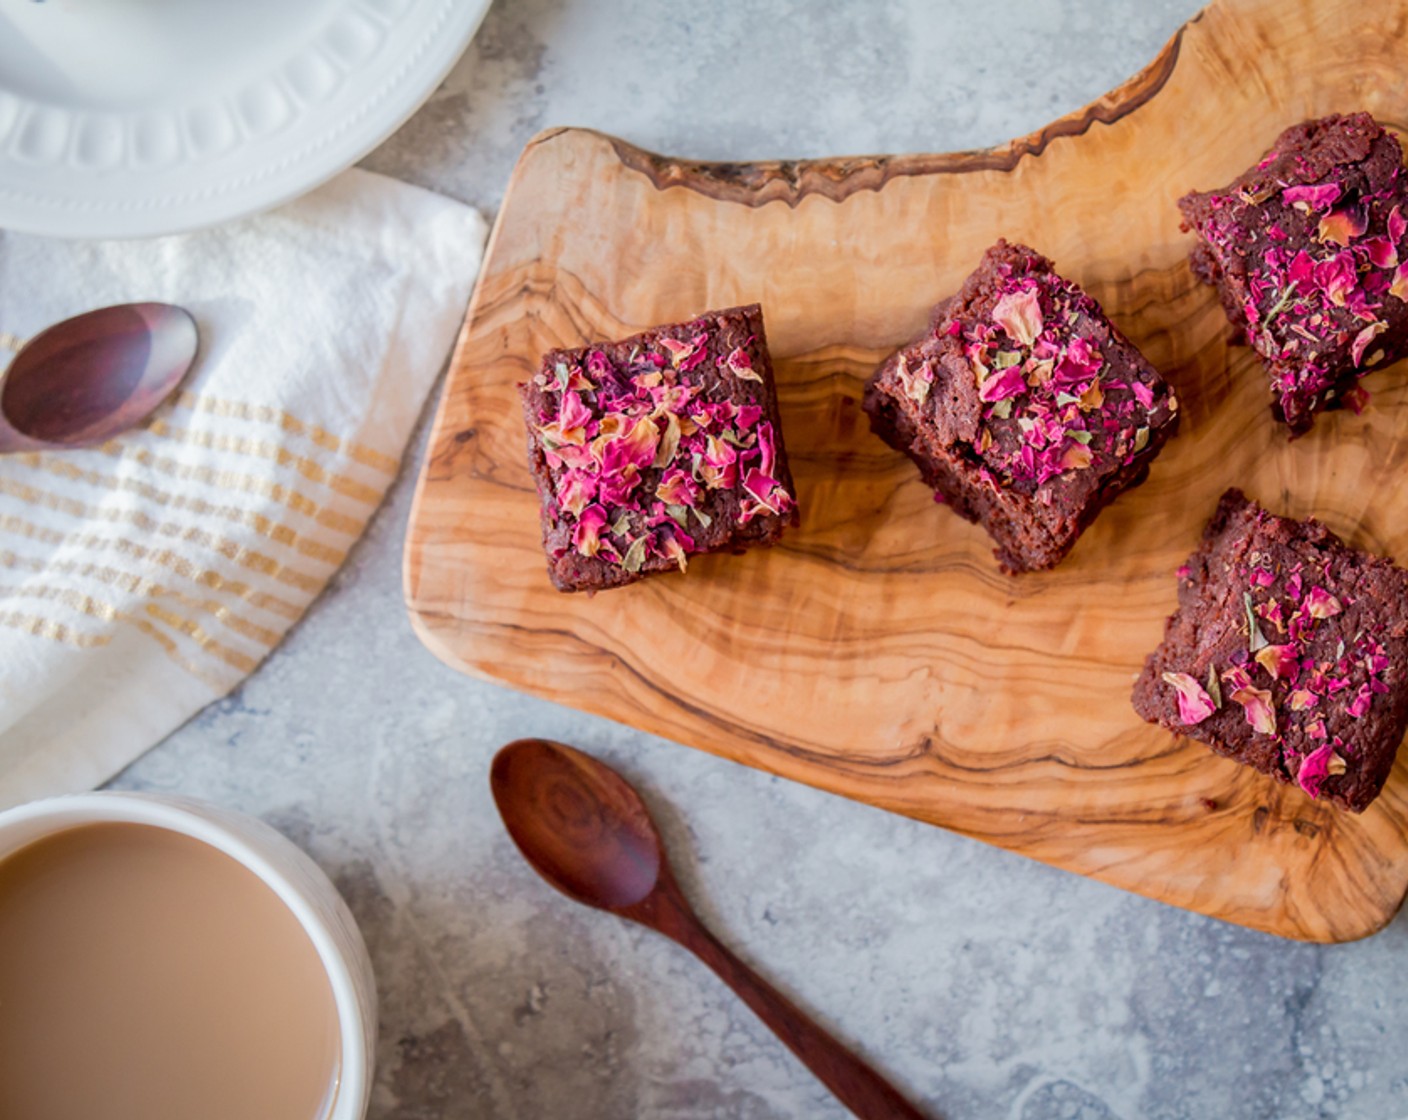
[0,0,490,239]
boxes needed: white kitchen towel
[0,168,485,809]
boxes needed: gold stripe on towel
[18,456,348,566]
[79,445,367,537]
[145,421,383,505]
[0,550,282,648]
[0,610,109,649]
[0,583,254,681]
[0,478,325,596]
[0,514,304,621]
[172,392,401,476]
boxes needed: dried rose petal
[1317,206,1368,246]
[1054,335,1101,383]
[1391,205,1407,244]
[1317,251,1357,307]
[552,391,594,443]
[724,347,764,383]
[585,350,612,383]
[978,365,1026,403]
[660,334,706,370]
[741,468,785,514]
[1281,182,1342,210]
[557,471,598,518]
[1077,380,1104,411]
[1392,263,1408,302]
[655,468,699,507]
[1364,237,1399,269]
[1230,685,1276,735]
[601,417,660,480]
[1304,587,1343,619]
[651,411,682,470]
[572,504,609,557]
[1161,671,1216,724]
[698,434,738,490]
[1347,683,1374,719]
[991,287,1043,347]
[897,354,935,404]
[596,465,641,507]
[1296,743,1336,799]
[1288,688,1317,711]
[756,420,779,480]
[620,535,649,573]
[1060,443,1093,471]
[1350,321,1387,367]
[660,532,689,573]
[1254,644,1299,682]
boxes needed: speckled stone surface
[111,2,1408,1117]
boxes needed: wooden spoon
[490,738,929,1120]
[0,303,198,452]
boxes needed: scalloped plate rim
[0,0,491,239]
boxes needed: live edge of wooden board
[405,0,1408,943]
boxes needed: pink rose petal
[572,504,609,557]
[558,390,593,437]
[1161,671,1216,725]
[557,471,598,517]
[1364,236,1399,270]
[1230,685,1276,735]
[1305,587,1343,619]
[1296,743,1335,799]
[1392,262,1408,302]
[1254,644,1299,683]
[724,346,763,382]
[655,468,699,507]
[978,365,1027,403]
[1351,321,1387,366]
[991,286,1044,347]
[1282,182,1342,210]
[1317,207,1367,246]
[756,420,779,480]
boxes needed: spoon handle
[648,886,929,1120]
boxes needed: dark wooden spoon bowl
[0,302,198,452]
[490,738,930,1120]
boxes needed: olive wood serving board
[405,0,1408,942]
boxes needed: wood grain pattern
[406,0,1408,943]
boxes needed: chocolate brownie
[1178,111,1408,437]
[863,240,1180,573]
[1132,489,1408,813]
[519,304,798,593]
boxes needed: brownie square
[1179,111,1408,437]
[862,240,1180,573]
[519,303,798,593]
[1132,489,1408,813]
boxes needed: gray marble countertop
[113,2,1408,1118]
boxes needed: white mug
[0,791,377,1120]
